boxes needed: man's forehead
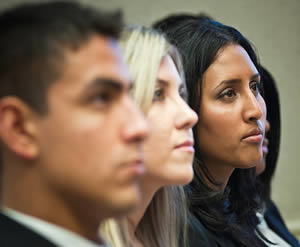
[90,35,132,88]
[61,34,129,79]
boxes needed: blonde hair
[100,219,131,247]
[100,25,188,247]
[121,25,185,113]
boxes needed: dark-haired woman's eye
[250,81,262,95]
[219,88,236,99]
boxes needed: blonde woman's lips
[174,140,194,153]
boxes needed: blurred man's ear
[0,97,39,160]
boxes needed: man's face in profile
[34,35,148,220]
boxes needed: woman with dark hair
[256,65,300,246]
[153,15,268,247]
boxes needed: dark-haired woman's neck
[205,160,235,191]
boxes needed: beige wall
[1,0,299,239]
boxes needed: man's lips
[124,158,145,175]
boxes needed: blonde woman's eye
[179,88,188,101]
[153,88,165,101]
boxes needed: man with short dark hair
[0,1,148,246]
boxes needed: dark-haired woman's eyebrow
[215,73,260,91]
[215,78,241,90]
[250,73,260,82]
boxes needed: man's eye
[95,92,111,102]
[91,90,116,106]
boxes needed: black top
[264,199,300,247]
[188,200,300,247]
[188,215,240,247]
[188,215,218,247]
[0,212,57,247]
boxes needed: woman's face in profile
[143,54,198,186]
[256,120,270,175]
[196,44,267,170]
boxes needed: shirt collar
[1,207,108,247]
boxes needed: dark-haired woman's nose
[243,92,265,123]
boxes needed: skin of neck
[126,178,161,245]
[203,158,235,191]
[1,154,105,244]
[125,160,235,244]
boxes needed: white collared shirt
[256,212,292,247]
[1,207,108,247]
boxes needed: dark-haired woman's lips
[242,128,263,144]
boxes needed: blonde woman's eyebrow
[156,79,169,87]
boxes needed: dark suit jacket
[0,212,57,247]
[188,214,270,247]
[264,199,300,247]
[187,215,241,247]
[188,215,219,247]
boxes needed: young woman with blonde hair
[101,25,198,247]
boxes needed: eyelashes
[88,89,120,109]
[179,87,188,101]
[219,88,236,99]
[153,88,165,101]
[218,81,262,101]
[153,87,188,102]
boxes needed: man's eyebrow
[84,78,129,92]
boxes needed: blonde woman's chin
[164,163,194,186]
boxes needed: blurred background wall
[0,0,299,239]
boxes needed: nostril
[134,135,147,144]
[249,116,258,121]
